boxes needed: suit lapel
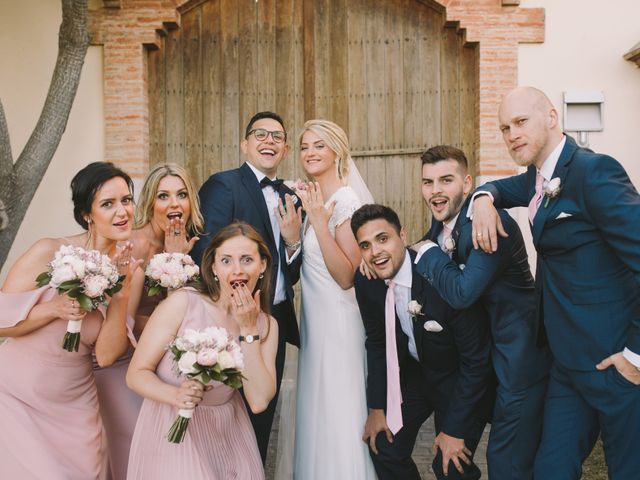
[409,250,426,356]
[239,163,277,245]
[532,137,577,245]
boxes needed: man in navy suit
[471,87,640,479]
[413,145,550,479]
[191,111,303,463]
[352,204,493,480]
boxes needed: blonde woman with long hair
[279,119,376,479]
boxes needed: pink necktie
[385,280,403,434]
[442,225,453,252]
[528,172,544,224]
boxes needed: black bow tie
[260,177,284,191]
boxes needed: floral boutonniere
[407,300,424,320]
[442,236,456,254]
[543,177,562,208]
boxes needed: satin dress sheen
[126,288,264,480]
[294,187,376,479]
[0,286,106,480]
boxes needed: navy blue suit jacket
[192,162,302,346]
[479,135,640,370]
[354,250,493,439]
[416,198,550,391]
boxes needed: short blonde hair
[135,163,204,236]
[298,119,351,183]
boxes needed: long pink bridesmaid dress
[126,288,264,480]
[0,286,106,480]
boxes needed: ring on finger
[173,230,180,236]
[476,233,482,238]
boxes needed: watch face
[246,335,256,343]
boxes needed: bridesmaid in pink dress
[95,164,204,480]
[126,223,277,479]
[0,162,143,479]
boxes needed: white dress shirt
[387,251,419,361]
[245,162,300,304]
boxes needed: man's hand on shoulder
[362,408,393,455]
[471,194,508,253]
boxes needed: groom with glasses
[192,111,303,464]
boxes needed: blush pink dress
[0,286,106,479]
[126,288,264,479]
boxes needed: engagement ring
[173,230,180,236]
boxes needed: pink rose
[196,348,218,366]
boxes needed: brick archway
[90,0,543,181]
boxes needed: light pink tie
[385,280,403,434]
[528,172,544,224]
[442,225,453,251]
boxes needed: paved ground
[264,348,489,479]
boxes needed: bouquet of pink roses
[145,252,200,297]
[166,326,245,443]
[36,245,122,352]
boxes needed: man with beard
[192,111,302,463]
[413,145,550,479]
[352,203,493,480]
[471,86,640,479]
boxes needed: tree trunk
[0,0,90,269]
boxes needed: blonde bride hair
[298,119,351,184]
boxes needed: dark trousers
[370,359,486,480]
[487,378,547,480]
[534,362,640,480]
[243,298,293,465]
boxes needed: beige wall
[513,0,640,267]
[0,1,105,282]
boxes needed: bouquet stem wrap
[167,407,195,444]
[62,319,83,352]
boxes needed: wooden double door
[148,0,478,240]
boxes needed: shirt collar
[245,161,276,183]
[388,250,412,289]
[444,212,460,232]
[539,135,566,181]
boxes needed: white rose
[175,337,193,351]
[230,346,244,371]
[177,351,199,375]
[51,265,77,287]
[182,329,201,346]
[217,350,235,370]
[83,275,110,298]
[407,300,423,317]
[205,327,229,349]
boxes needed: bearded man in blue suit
[413,145,550,479]
[471,86,640,479]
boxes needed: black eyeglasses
[248,128,287,143]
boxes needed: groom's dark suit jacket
[192,162,301,346]
[354,250,493,439]
[417,197,550,392]
[478,135,640,371]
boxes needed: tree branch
[0,0,90,268]
[0,100,13,177]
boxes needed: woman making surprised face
[96,163,204,480]
[0,162,143,479]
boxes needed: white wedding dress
[293,186,376,479]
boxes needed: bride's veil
[346,157,374,204]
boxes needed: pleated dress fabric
[126,288,264,479]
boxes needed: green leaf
[77,295,93,311]
[147,285,162,297]
[35,272,51,287]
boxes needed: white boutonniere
[407,300,424,320]
[543,177,562,208]
[443,236,456,254]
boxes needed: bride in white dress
[290,119,376,479]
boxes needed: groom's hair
[351,204,402,237]
[245,111,287,139]
[421,144,468,173]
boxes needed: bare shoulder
[2,238,63,292]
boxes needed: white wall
[515,0,640,269]
[0,1,105,282]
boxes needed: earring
[214,274,219,283]
[259,273,264,279]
